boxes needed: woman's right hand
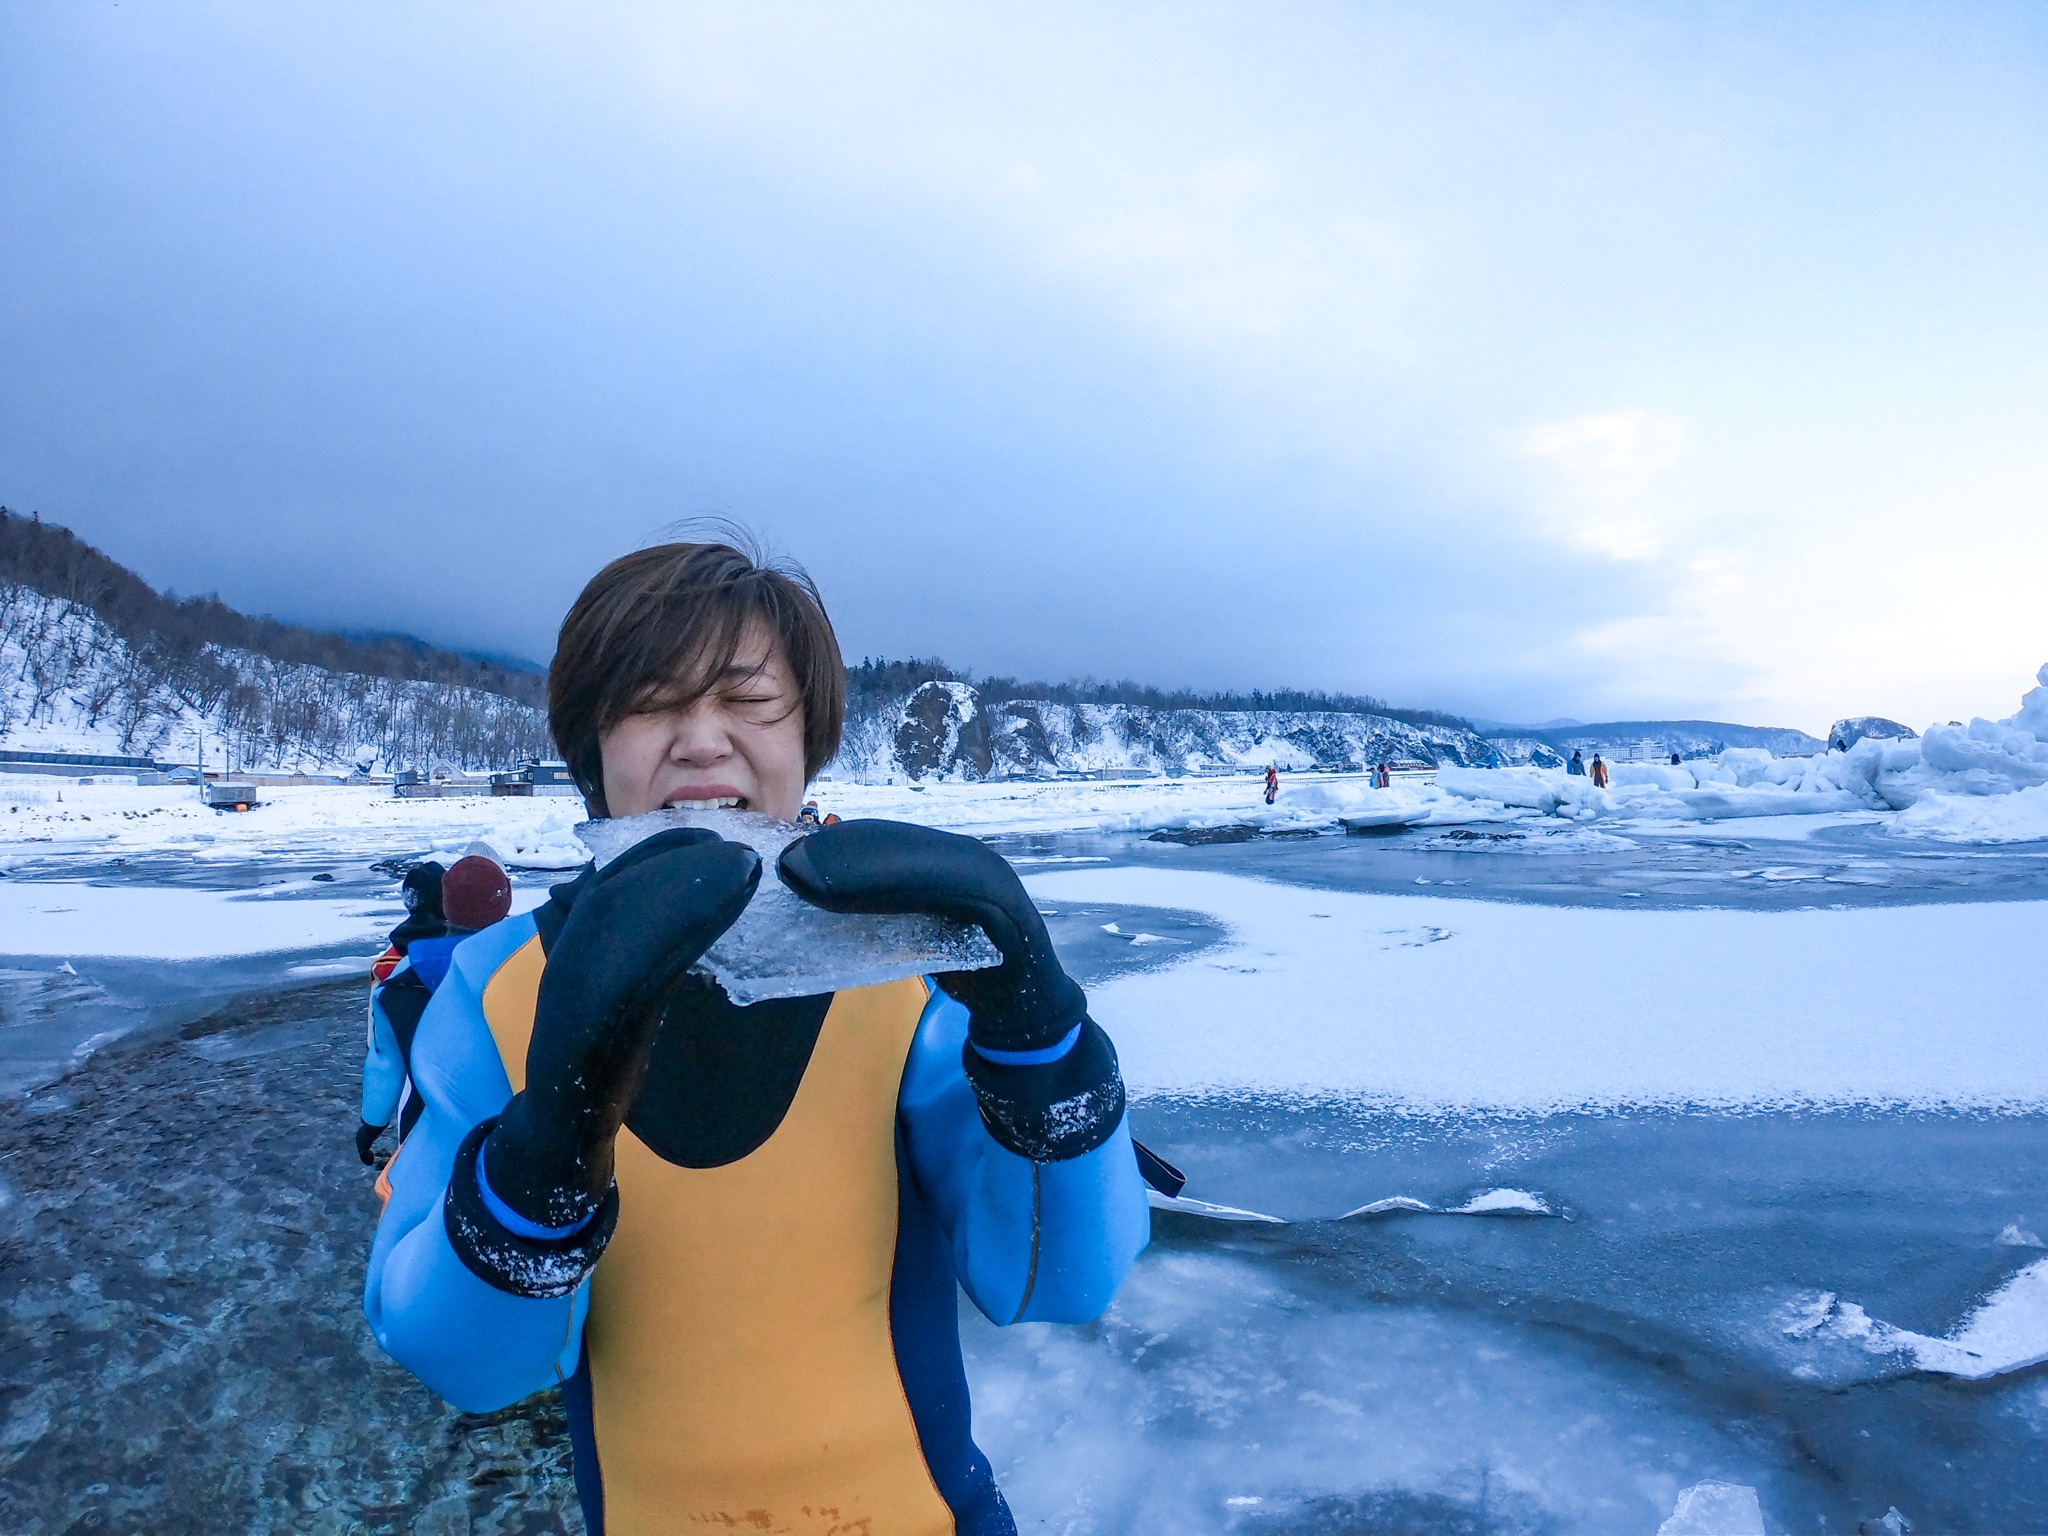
[482,828,760,1228]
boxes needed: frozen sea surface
[974,1098,2048,1535]
[985,813,2048,912]
[4,987,2042,1533]
[4,780,2047,1529]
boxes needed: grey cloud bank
[3,3,2044,733]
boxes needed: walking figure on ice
[362,538,1146,1535]
[1568,749,1586,776]
[1590,753,1609,789]
[1264,763,1279,804]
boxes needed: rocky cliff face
[893,680,993,778]
[856,679,1495,782]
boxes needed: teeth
[671,797,743,809]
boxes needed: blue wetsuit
[361,934,466,1140]
[363,901,1149,1535]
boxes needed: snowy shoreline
[0,649,2044,875]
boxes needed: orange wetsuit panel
[481,953,952,1536]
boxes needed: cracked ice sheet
[1022,867,2048,1111]
[0,880,550,960]
[964,1246,1770,1536]
[0,783,595,869]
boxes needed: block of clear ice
[574,806,1004,1005]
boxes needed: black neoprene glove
[355,1119,386,1167]
[778,819,1085,1053]
[779,820,1123,1160]
[447,829,760,1296]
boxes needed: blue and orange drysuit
[363,882,1150,1535]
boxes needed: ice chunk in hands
[575,807,1002,1005]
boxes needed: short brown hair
[549,538,846,814]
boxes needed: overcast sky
[4,3,2045,731]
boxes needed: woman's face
[598,626,808,820]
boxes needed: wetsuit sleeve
[897,985,1150,1326]
[362,920,591,1413]
[359,986,407,1129]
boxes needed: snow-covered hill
[3,583,1498,782]
[830,679,1498,782]
[0,585,550,774]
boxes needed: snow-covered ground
[1029,866,2048,1111]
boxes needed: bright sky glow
[2,3,2044,730]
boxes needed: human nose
[665,700,733,764]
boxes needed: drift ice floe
[575,806,1003,1005]
[1142,1186,1558,1224]
[1341,1187,1556,1219]
[1777,1257,2048,1381]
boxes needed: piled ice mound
[442,804,592,870]
[1436,755,1870,823]
[1436,663,2048,840]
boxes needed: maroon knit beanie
[442,855,512,931]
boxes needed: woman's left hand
[778,819,1084,1055]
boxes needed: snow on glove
[778,819,1124,1160]
[448,829,760,1296]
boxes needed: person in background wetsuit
[357,862,446,1164]
[362,540,1146,1535]
[373,862,447,983]
[1568,749,1587,776]
[1264,764,1279,804]
[357,856,513,1165]
[1591,753,1610,789]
